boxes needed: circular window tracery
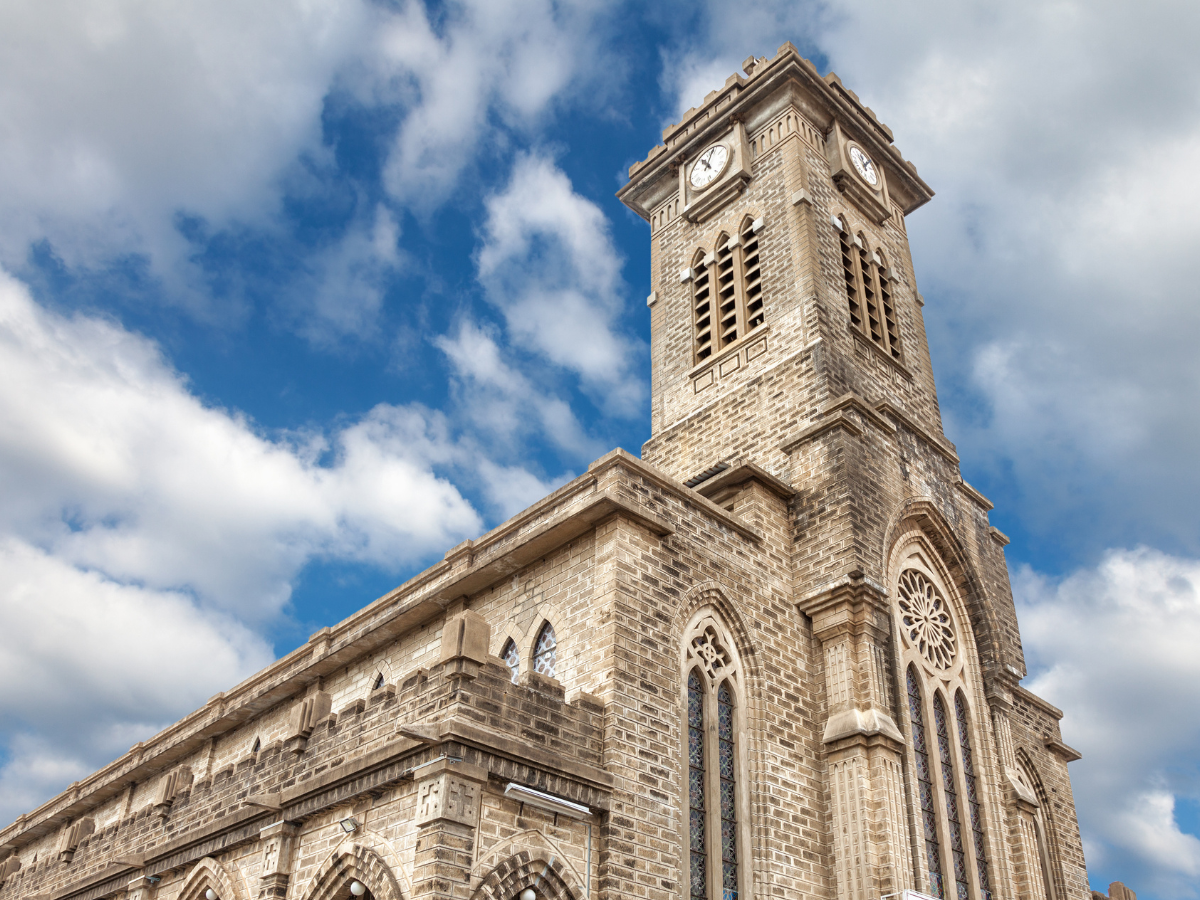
[897,568,957,669]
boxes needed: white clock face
[689,144,729,190]
[849,145,879,186]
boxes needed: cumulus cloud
[476,154,643,415]
[0,267,483,617]
[0,539,273,825]
[368,0,611,206]
[1017,547,1200,897]
[0,0,371,278]
[0,264,498,814]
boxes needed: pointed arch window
[691,218,766,362]
[908,667,945,897]
[896,551,996,900]
[533,622,557,678]
[683,613,744,900]
[502,638,520,683]
[835,218,902,360]
[956,692,992,900]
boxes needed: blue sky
[1,1,1198,896]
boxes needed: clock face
[849,145,879,187]
[689,144,729,190]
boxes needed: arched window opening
[739,217,764,334]
[251,736,261,754]
[934,694,969,900]
[533,622,557,678]
[955,692,992,900]
[372,672,384,691]
[502,638,520,683]
[692,221,767,363]
[693,250,714,361]
[907,666,945,897]
[715,233,738,348]
[688,669,708,900]
[836,220,902,360]
[684,613,745,900]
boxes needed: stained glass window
[717,681,738,900]
[502,638,520,683]
[908,667,945,898]
[956,692,992,900]
[533,622,557,677]
[934,694,969,900]
[688,669,707,900]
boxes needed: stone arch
[178,857,244,900]
[675,582,761,683]
[472,829,584,893]
[471,850,582,900]
[883,498,1000,674]
[1015,749,1064,900]
[301,839,405,900]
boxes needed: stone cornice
[693,459,795,501]
[1014,684,1065,721]
[619,43,933,220]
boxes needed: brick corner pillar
[800,570,913,900]
[412,759,489,900]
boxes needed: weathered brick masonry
[1,40,1095,900]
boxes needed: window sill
[689,323,772,380]
[847,324,912,380]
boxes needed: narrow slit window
[533,622,557,678]
[688,669,708,900]
[502,638,520,683]
[372,672,384,690]
[956,693,993,900]
[717,681,739,900]
[935,694,970,900]
[693,251,714,361]
[908,666,945,897]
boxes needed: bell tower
[618,42,946,484]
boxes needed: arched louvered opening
[693,249,714,361]
[836,219,902,360]
[715,233,739,348]
[739,218,764,333]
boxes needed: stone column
[257,821,300,900]
[411,759,488,900]
[800,571,911,900]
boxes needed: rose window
[897,569,957,669]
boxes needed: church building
[0,42,1096,900]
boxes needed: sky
[0,0,1197,896]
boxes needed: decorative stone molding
[177,856,244,900]
[57,816,95,864]
[415,759,487,828]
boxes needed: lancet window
[533,622,557,678]
[894,547,995,900]
[683,612,745,900]
[692,217,765,362]
[502,637,520,683]
[836,217,901,360]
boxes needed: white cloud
[0,263,499,818]
[477,154,643,415]
[0,0,371,281]
[369,0,608,206]
[1017,547,1200,897]
[0,265,484,616]
[435,318,602,460]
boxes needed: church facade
[0,43,1093,900]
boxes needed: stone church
[0,42,1105,900]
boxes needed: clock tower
[619,43,1093,900]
